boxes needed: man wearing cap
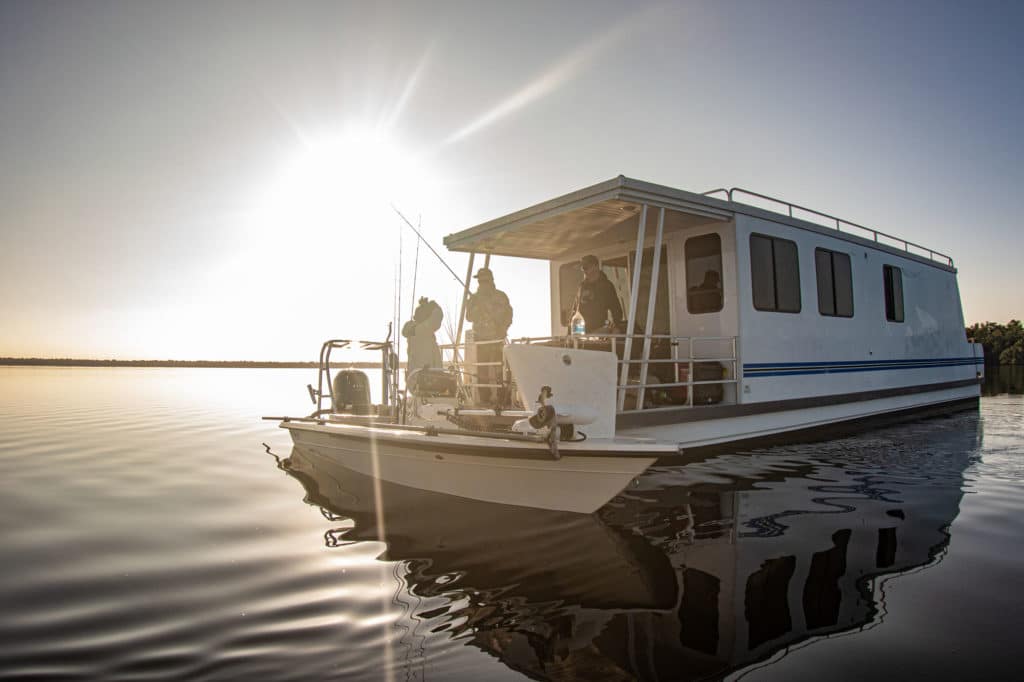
[573,255,625,333]
[465,267,513,403]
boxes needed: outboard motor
[332,370,372,414]
[407,368,458,398]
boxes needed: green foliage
[966,320,1024,365]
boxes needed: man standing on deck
[401,297,443,375]
[573,255,625,333]
[465,267,513,404]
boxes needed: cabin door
[668,224,739,402]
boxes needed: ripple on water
[0,367,1022,680]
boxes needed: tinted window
[833,252,854,316]
[883,265,904,322]
[815,248,854,317]
[750,235,776,311]
[774,239,801,313]
[815,250,835,315]
[686,234,724,314]
[750,234,801,313]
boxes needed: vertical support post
[318,343,328,414]
[618,204,648,411]
[672,338,679,395]
[687,337,694,407]
[637,207,665,410]
[453,253,475,367]
[733,335,741,404]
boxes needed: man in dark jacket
[465,267,513,404]
[574,255,625,333]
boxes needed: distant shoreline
[0,358,385,369]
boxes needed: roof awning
[443,176,734,260]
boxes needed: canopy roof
[443,176,734,260]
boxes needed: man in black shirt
[573,255,625,333]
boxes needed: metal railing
[703,187,954,267]
[439,337,508,404]
[310,338,399,417]
[441,333,740,413]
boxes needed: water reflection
[279,411,981,680]
[982,365,1024,396]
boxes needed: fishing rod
[391,204,466,288]
[409,215,421,317]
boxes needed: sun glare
[264,128,437,239]
[207,126,446,359]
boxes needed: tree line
[966,320,1023,365]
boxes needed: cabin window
[686,233,724,314]
[750,234,801,313]
[883,265,904,322]
[558,257,629,326]
[815,248,854,317]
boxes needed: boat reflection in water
[279,412,980,680]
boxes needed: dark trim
[745,356,980,368]
[617,378,981,430]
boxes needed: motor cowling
[332,370,372,414]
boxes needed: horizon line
[0,357,387,368]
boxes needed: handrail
[702,188,730,200]
[703,187,954,267]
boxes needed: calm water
[1,366,1021,681]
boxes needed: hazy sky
[1,0,1021,360]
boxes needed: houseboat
[270,176,984,512]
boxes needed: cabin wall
[734,214,976,403]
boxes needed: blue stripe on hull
[743,356,982,377]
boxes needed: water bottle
[570,311,585,337]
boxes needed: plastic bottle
[570,311,586,337]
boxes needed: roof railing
[703,187,954,267]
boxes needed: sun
[211,125,445,358]
[262,127,438,241]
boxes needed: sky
[1,0,1021,361]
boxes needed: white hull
[281,421,665,514]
